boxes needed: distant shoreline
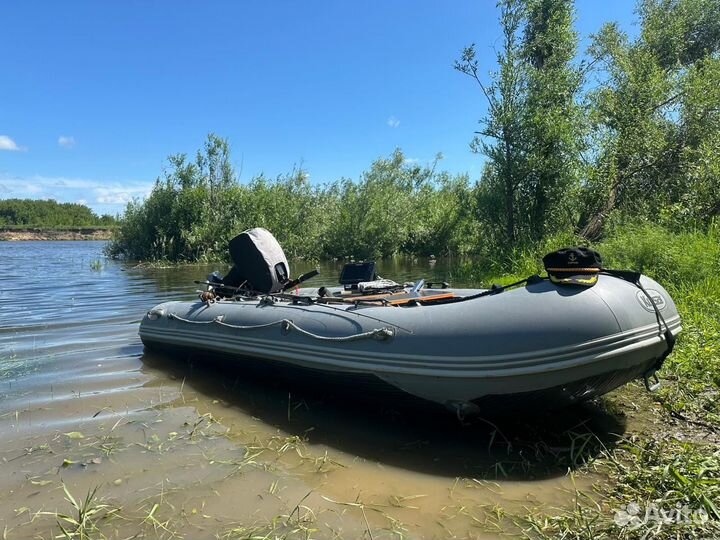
[0,227,114,241]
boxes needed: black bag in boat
[224,228,290,294]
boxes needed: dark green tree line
[0,199,115,228]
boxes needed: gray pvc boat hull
[139,275,681,411]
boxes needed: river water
[0,241,632,539]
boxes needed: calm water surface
[0,241,630,539]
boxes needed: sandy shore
[0,227,114,241]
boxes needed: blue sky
[0,1,637,216]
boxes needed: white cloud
[58,135,76,149]
[94,185,150,205]
[386,116,400,128]
[0,173,153,215]
[0,135,24,151]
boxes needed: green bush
[598,220,720,285]
[107,139,479,262]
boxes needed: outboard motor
[224,228,290,294]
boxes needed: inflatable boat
[140,229,681,414]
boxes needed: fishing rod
[194,268,320,297]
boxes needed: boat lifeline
[139,229,681,414]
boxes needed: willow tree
[456,0,581,247]
[455,0,528,246]
[522,0,582,242]
[581,0,720,238]
[108,134,238,261]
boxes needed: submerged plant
[49,484,116,540]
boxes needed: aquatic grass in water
[40,484,117,540]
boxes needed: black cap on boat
[543,247,602,287]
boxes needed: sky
[0,1,638,216]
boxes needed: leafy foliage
[580,0,720,238]
[455,0,529,245]
[456,0,583,247]
[107,140,474,261]
[522,0,582,241]
[0,199,115,228]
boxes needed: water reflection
[141,347,626,481]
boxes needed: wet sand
[0,228,113,242]
[0,241,653,539]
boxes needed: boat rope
[167,312,395,342]
[601,269,676,371]
[268,293,415,334]
[167,313,217,324]
[437,274,544,305]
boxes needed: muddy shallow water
[0,241,648,539]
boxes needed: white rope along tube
[167,313,395,342]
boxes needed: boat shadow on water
[140,348,627,482]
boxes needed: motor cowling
[224,228,290,294]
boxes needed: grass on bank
[478,222,720,539]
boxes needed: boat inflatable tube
[140,272,681,414]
